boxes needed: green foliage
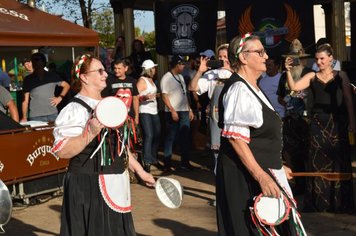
[92,9,115,48]
[143,31,156,49]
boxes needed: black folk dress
[58,98,136,236]
[303,73,355,213]
[216,74,294,236]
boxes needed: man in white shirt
[258,57,285,118]
[161,55,194,171]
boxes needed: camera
[291,58,300,67]
[206,60,224,69]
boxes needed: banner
[224,0,315,57]
[154,0,218,55]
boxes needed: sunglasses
[242,49,266,57]
[85,68,106,76]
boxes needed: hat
[282,39,310,58]
[141,59,157,70]
[199,49,215,59]
[170,55,186,67]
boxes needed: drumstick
[290,172,352,181]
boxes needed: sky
[134,11,155,33]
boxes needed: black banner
[224,0,315,57]
[154,0,218,55]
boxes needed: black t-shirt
[23,71,62,93]
[102,75,138,118]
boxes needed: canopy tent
[0,0,99,47]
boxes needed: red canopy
[0,0,99,47]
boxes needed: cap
[199,49,215,59]
[170,55,186,67]
[141,59,157,70]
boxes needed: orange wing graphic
[284,3,301,43]
[238,5,254,35]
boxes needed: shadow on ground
[152,218,216,236]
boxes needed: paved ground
[5,149,356,236]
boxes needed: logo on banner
[238,3,300,48]
[170,5,199,54]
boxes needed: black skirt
[60,172,136,236]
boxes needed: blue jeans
[139,113,161,165]
[30,113,58,122]
[164,111,191,166]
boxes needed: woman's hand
[198,56,209,73]
[284,57,293,72]
[89,117,104,137]
[50,96,63,107]
[136,169,155,187]
[257,172,281,198]
[283,165,293,180]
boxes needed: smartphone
[291,58,300,66]
[207,60,224,69]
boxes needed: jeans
[139,113,161,165]
[164,111,191,166]
[30,113,58,122]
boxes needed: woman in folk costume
[189,44,232,174]
[216,33,305,235]
[52,54,155,236]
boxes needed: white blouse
[196,68,232,99]
[52,94,99,153]
[221,75,275,143]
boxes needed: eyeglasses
[242,49,266,57]
[85,68,106,76]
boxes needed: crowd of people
[1,34,355,235]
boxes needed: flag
[154,0,218,55]
[224,0,315,57]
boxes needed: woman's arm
[284,57,314,91]
[188,57,209,91]
[128,149,155,187]
[340,71,356,132]
[55,118,103,159]
[228,138,281,198]
[136,77,147,93]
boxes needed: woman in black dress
[52,54,155,236]
[285,43,355,213]
[217,34,298,235]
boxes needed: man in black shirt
[102,58,139,124]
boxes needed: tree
[19,0,109,29]
[92,9,115,48]
[143,31,156,49]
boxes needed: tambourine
[0,180,12,233]
[95,96,128,128]
[253,193,290,226]
[155,177,183,209]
